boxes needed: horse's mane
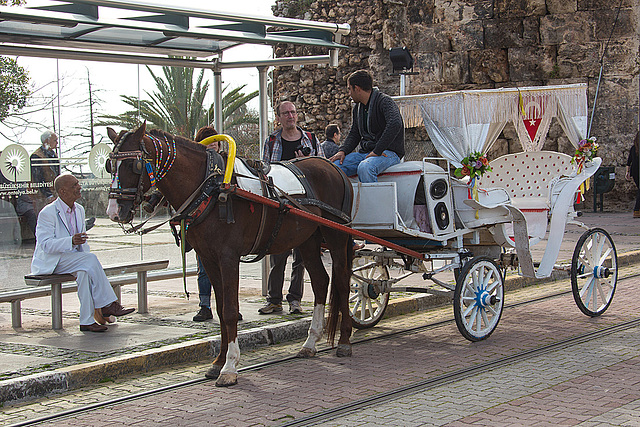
[147,128,205,154]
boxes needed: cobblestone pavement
[2,265,639,426]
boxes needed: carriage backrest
[481,151,574,203]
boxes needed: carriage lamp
[389,47,419,96]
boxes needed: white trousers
[53,252,116,325]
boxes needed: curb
[3,249,639,405]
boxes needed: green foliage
[97,64,259,141]
[0,0,26,5]
[0,56,31,122]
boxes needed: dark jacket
[628,144,639,187]
[338,88,405,158]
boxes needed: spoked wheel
[453,256,504,342]
[571,228,618,317]
[349,256,391,329]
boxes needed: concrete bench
[0,259,169,330]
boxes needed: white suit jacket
[31,198,89,275]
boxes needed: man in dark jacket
[330,70,404,182]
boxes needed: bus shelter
[0,0,349,294]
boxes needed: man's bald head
[54,174,75,193]
[54,174,82,207]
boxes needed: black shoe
[193,306,213,322]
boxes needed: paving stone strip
[1,262,639,425]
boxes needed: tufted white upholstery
[481,151,574,206]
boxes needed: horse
[105,123,354,387]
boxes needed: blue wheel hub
[593,265,611,279]
[474,288,492,309]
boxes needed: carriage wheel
[571,228,617,317]
[349,256,391,329]
[453,256,504,342]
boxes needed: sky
[0,0,277,152]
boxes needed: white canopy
[394,84,588,167]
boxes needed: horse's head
[105,123,152,223]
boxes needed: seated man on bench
[30,174,134,332]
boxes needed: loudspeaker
[422,173,455,236]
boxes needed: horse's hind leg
[296,233,329,358]
[324,229,353,357]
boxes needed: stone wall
[272,0,639,210]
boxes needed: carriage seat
[345,160,424,182]
[481,151,575,209]
[480,151,575,242]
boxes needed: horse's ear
[107,127,118,143]
[132,122,147,142]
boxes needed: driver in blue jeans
[329,69,405,182]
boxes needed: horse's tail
[327,238,354,347]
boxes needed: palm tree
[97,64,259,140]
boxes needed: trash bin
[593,166,616,212]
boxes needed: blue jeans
[197,255,212,308]
[334,150,400,182]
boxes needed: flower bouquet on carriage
[571,136,598,203]
[571,136,598,172]
[454,151,492,201]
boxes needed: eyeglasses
[279,110,298,116]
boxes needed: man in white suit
[31,174,134,332]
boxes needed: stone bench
[0,259,169,330]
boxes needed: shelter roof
[0,0,349,67]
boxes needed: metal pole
[51,283,63,330]
[56,59,62,160]
[258,66,270,297]
[400,74,406,96]
[137,271,148,314]
[213,69,223,133]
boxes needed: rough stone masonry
[271,0,639,210]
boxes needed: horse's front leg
[214,256,241,387]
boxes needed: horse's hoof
[215,373,238,387]
[336,344,352,357]
[296,347,316,358]
[205,364,222,379]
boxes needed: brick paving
[2,265,638,426]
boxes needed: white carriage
[348,84,618,341]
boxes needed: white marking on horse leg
[220,339,240,375]
[302,304,325,351]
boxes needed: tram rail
[8,271,640,427]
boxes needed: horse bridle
[108,131,175,223]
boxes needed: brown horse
[105,123,354,386]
